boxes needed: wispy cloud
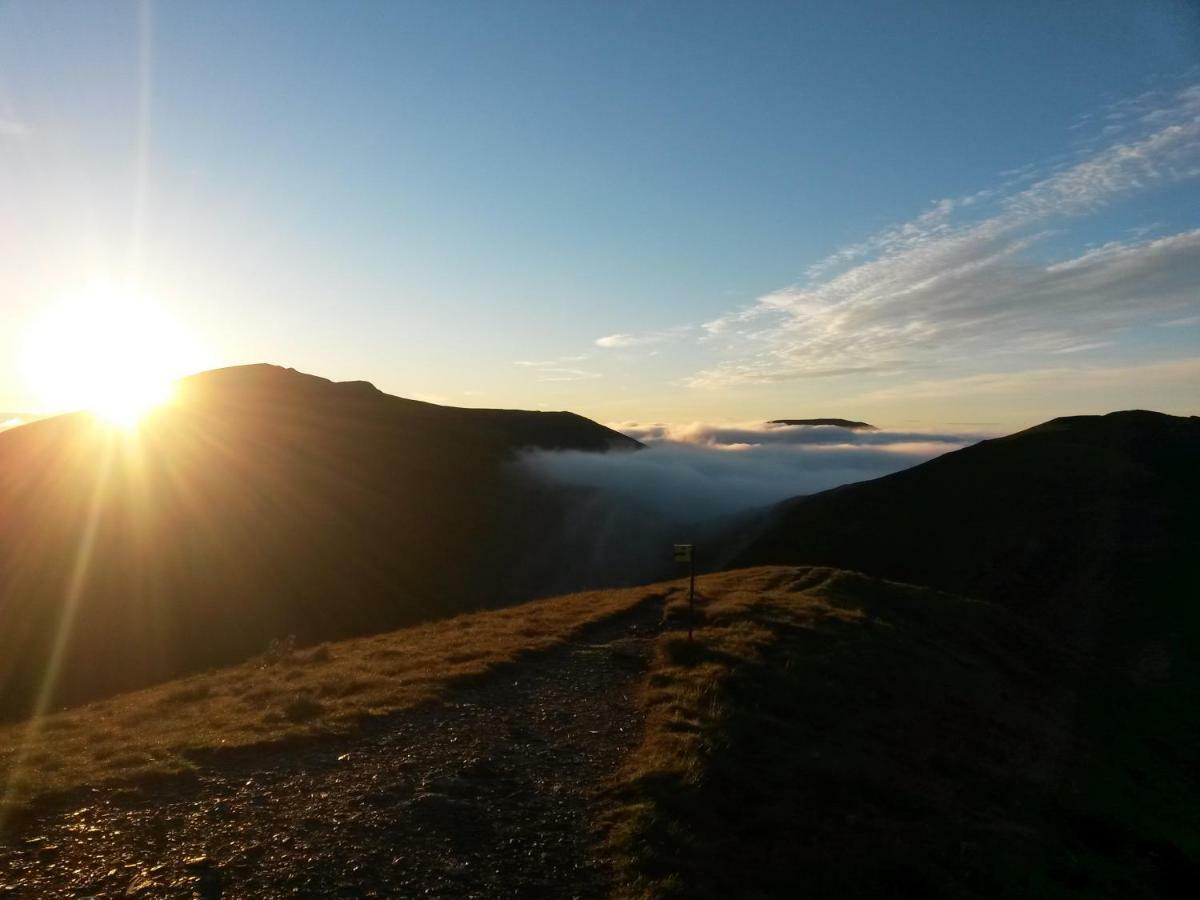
[613,420,980,450]
[692,82,1200,388]
[536,368,603,382]
[514,356,602,382]
[853,357,1200,404]
[0,118,29,139]
[594,333,661,349]
[594,324,695,350]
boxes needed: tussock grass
[606,566,1126,899]
[0,582,658,819]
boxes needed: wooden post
[688,549,695,642]
[673,543,696,642]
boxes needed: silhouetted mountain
[0,364,640,718]
[735,410,1200,869]
[767,417,877,430]
[737,410,1199,642]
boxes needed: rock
[208,802,234,821]
[125,875,156,896]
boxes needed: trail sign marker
[673,544,696,640]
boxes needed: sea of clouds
[519,421,985,523]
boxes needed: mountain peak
[177,363,383,399]
[768,418,877,430]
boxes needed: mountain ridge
[735,408,1199,635]
[767,417,877,429]
[0,364,640,718]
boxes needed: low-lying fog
[522,421,981,520]
[512,422,985,590]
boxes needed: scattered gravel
[0,597,665,898]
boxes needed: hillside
[613,567,1198,898]
[737,410,1200,644]
[728,411,1200,897]
[4,567,1194,897]
[0,364,641,719]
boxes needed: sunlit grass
[0,580,662,827]
[606,566,1081,898]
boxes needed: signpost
[673,543,695,641]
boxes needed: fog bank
[519,423,983,523]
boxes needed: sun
[21,287,209,429]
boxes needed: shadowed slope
[2,565,1195,896]
[727,413,1200,896]
[0,364,640,718]
[737,410,1200,643]
[612,567,1199,899]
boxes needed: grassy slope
[0,580,663,825]
[610,567,1198,899]
[7,565,1195,895]
[0,364,642,719]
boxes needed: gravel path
[0,594,666,898]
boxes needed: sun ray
[0,429,117,827]
[20,286,209,429]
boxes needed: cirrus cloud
[691,82,1200,389]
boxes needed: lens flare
[20,287,208,428]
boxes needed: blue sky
[1,1,1197,428]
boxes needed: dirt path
[0,595,666,898]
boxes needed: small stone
[125,875,156,896]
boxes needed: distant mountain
[737,410,1199,642]
[0,364,640,718]
[768,417,877,430]
[730,412,1200,895]
[733,411,1200,867]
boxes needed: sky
[1,0,1198,431]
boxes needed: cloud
[535,368,603,382]
[514,354,590,365]
[514,356,602,382]
[0,119,29,139]
[614,420,978,449]
[594,325,694,350]
[853,357,1200,404]
[519,423,979,523]
[595,333,660,349]
[692,83,1200,388]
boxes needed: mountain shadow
[0,364,641,718]
[736,410,1200,645]
[733,410,1200,892]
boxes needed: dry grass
[606,565,1113,899]
[0,582,660,818]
